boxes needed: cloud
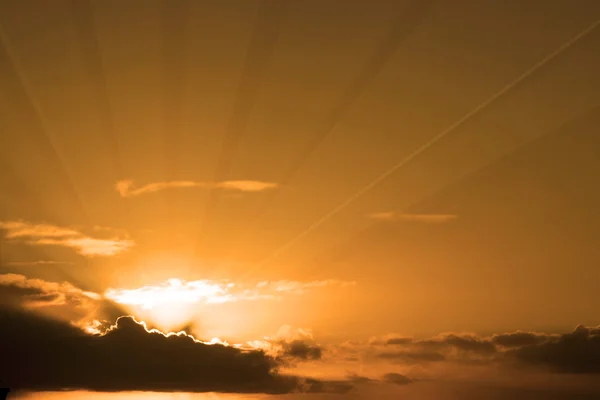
[0,220,133,257]
[382,372,413,385]
[6,260,74,266]
[509,325,600,373]
[0,273,100,303]
[340,325,600,376]
[241,325,325,364]
[378,350,446,362]
[369,212,457,223]
[347,372,413,387]
[116,179,278,198]
[492,331,555,348]
[31,237,133,257]
[418,333,497,355]
[0,274,354,394]
[0,274,121,324]
[296,378,354,394]
[105,278,355,309]
[0,308,297,393]
[281,340,322,360]
[385,336,414,345]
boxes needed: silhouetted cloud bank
[0,308,341,394]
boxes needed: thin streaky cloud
[246,18,600,273]
[7,260,75,266]
[216,180,278,192]
[116,179,278,198]
[0,221,79,239]
[0,220,133,257]
[31,237,133,257]
[369,212,457,223]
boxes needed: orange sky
[1,0,600,398]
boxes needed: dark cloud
[379,350,446,362]
[386,336,414,345]
[418,334,497,355]
[347,373,380,384]
[492,331,553,348]
[370,325,600,376]
[382,372,413,385]
[0,273,124,325]
[347,372,413,386]
[281,339,322,360]
[510,325,600,374]
[298,378,354,394]
[0,307,339,394]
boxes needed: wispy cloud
[0,273,101,309]
[116,179,278,198]
[0,220,134,257]
[6,260,74,266]
[369,212,458,223]
[105,278,355,309]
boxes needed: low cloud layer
[0,220,133,257]
[369,212,457,223]
[0,274,352,394]
[3,273,600,395]
[116,179,278,198]
[0,309,299,393]
[509,325,600,373]
[343,326,600,375]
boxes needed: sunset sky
[1,0,600,399]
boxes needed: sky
[1,0,600,399]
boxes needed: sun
[104,278,236,332]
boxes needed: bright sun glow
[104,277,355,333]
[105,278,234,309]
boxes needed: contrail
[247,17,600,273]
[306,103,600,281]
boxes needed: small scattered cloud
[116,179,278,198]
[280,340,323,361]
[369,212,457,223]
[0,220,133,257]
[347,372,413,387]
[418,333,497,355]
[385,336,414,345]
[381,372,413,385]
